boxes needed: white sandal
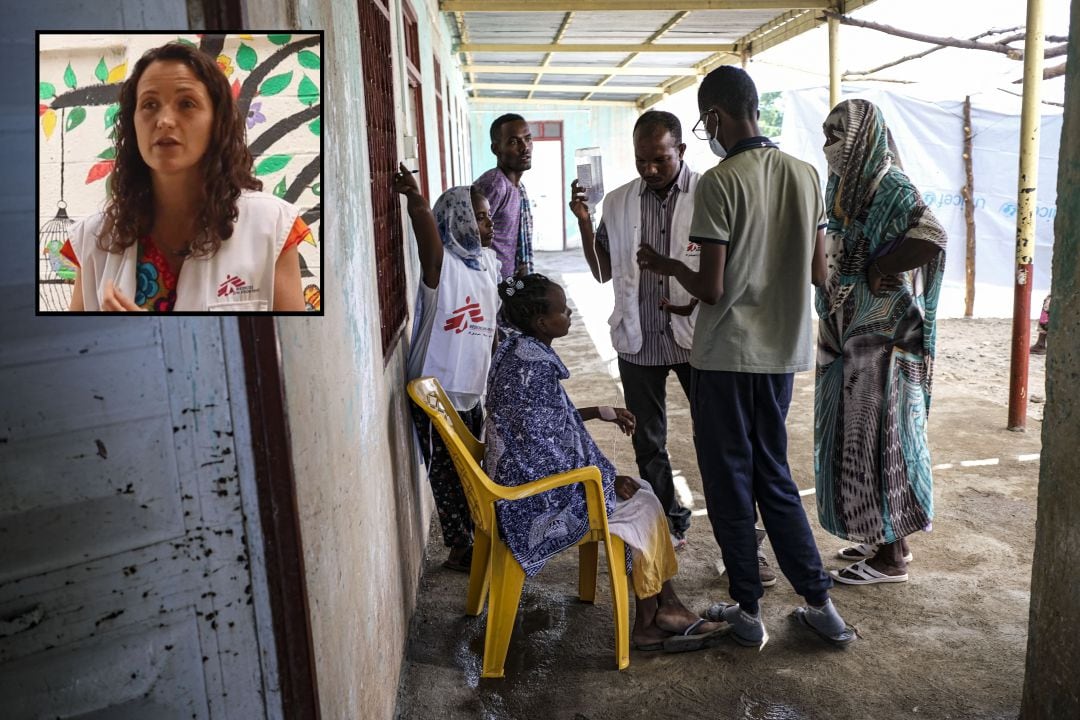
[837,543,913,563]
[830,559,909,585]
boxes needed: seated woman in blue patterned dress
[484,273,724,653]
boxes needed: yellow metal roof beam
[635,0,879,109]
[471,97,636,107]
[462,64,699,76]
[455,42,735,53]
[463,65,700,76]
[529,11,575,100]
[584,10,689,101]
[441,1,831,10]
[453,11,476,93]
[470,82,662,94]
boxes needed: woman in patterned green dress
[814,99,948,585]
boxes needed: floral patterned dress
[484,333,629,577]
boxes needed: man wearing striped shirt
[571,112,778,583]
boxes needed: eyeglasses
[692,110,717,141]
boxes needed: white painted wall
[270,0,475,718]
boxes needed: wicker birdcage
[39,201,76,311]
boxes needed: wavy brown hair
[100,41,262,256]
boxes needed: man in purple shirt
[474,114,534,279]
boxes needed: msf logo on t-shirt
[444,296,485,334]
[685,241,701,257]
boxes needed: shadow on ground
[396,251,1043,720]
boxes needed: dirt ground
[395,251,1046,720]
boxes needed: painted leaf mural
[298,75,318,107]
[236,43,257,71]
[268,34,291,45]
[40,82,55,100]
[64,63,77,89]
[298,50,320,69]
[41,109,57,140]
[95,57,108,83]
[255,154,291,176]
[259,71,293,97]
[309,117,321,136]
[107,63,126,83]
[104,103,119,130]
[65,107,87,132]
[85,160,114,184]
[273,176,287,199]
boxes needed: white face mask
[822,141,845,176]
[707,114,728,159]
[709,135,727,159]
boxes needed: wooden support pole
[828,13,840,110]
[962,95,977,318]
[1008,0,1046,431]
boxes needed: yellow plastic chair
[407,376,630,678]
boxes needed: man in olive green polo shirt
[637,66,855,650]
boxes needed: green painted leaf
[258,71,293,97]
[64,63,77,90]
[298,50,320,69]
[177,37,197,47]
[298,74,319,107]
[236,42,257,71]
[95,57,108,83]
[312,183,321,196]
[97,146,117,160]
[267,34,291,45]
[309,117,321,136]
[104,103,120,129]
[39,82,55,100]
[273,176,287,198]
[254,154,291,176]
[65,106,87,132]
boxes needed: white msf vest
[421,253,500,402]
[602,173,701,353]
[69,191,299,311]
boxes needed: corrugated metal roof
[447,2,878,107]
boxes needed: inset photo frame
[37,31,323,314]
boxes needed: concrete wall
[36,32,323,311]
[469,104,640,249]
[274,1,472,718]
[1021,0,1080,714]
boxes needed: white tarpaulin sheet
[781,86,1061,318]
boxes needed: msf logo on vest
[444,296,485,334]
[218,274,258,298]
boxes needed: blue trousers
[690,369,832,612]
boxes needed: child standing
[393,164,499,571]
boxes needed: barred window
[360,0,406,357]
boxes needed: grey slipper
[792,606,857,647]
[705,602,769,649]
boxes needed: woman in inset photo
[60,41,309,311]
